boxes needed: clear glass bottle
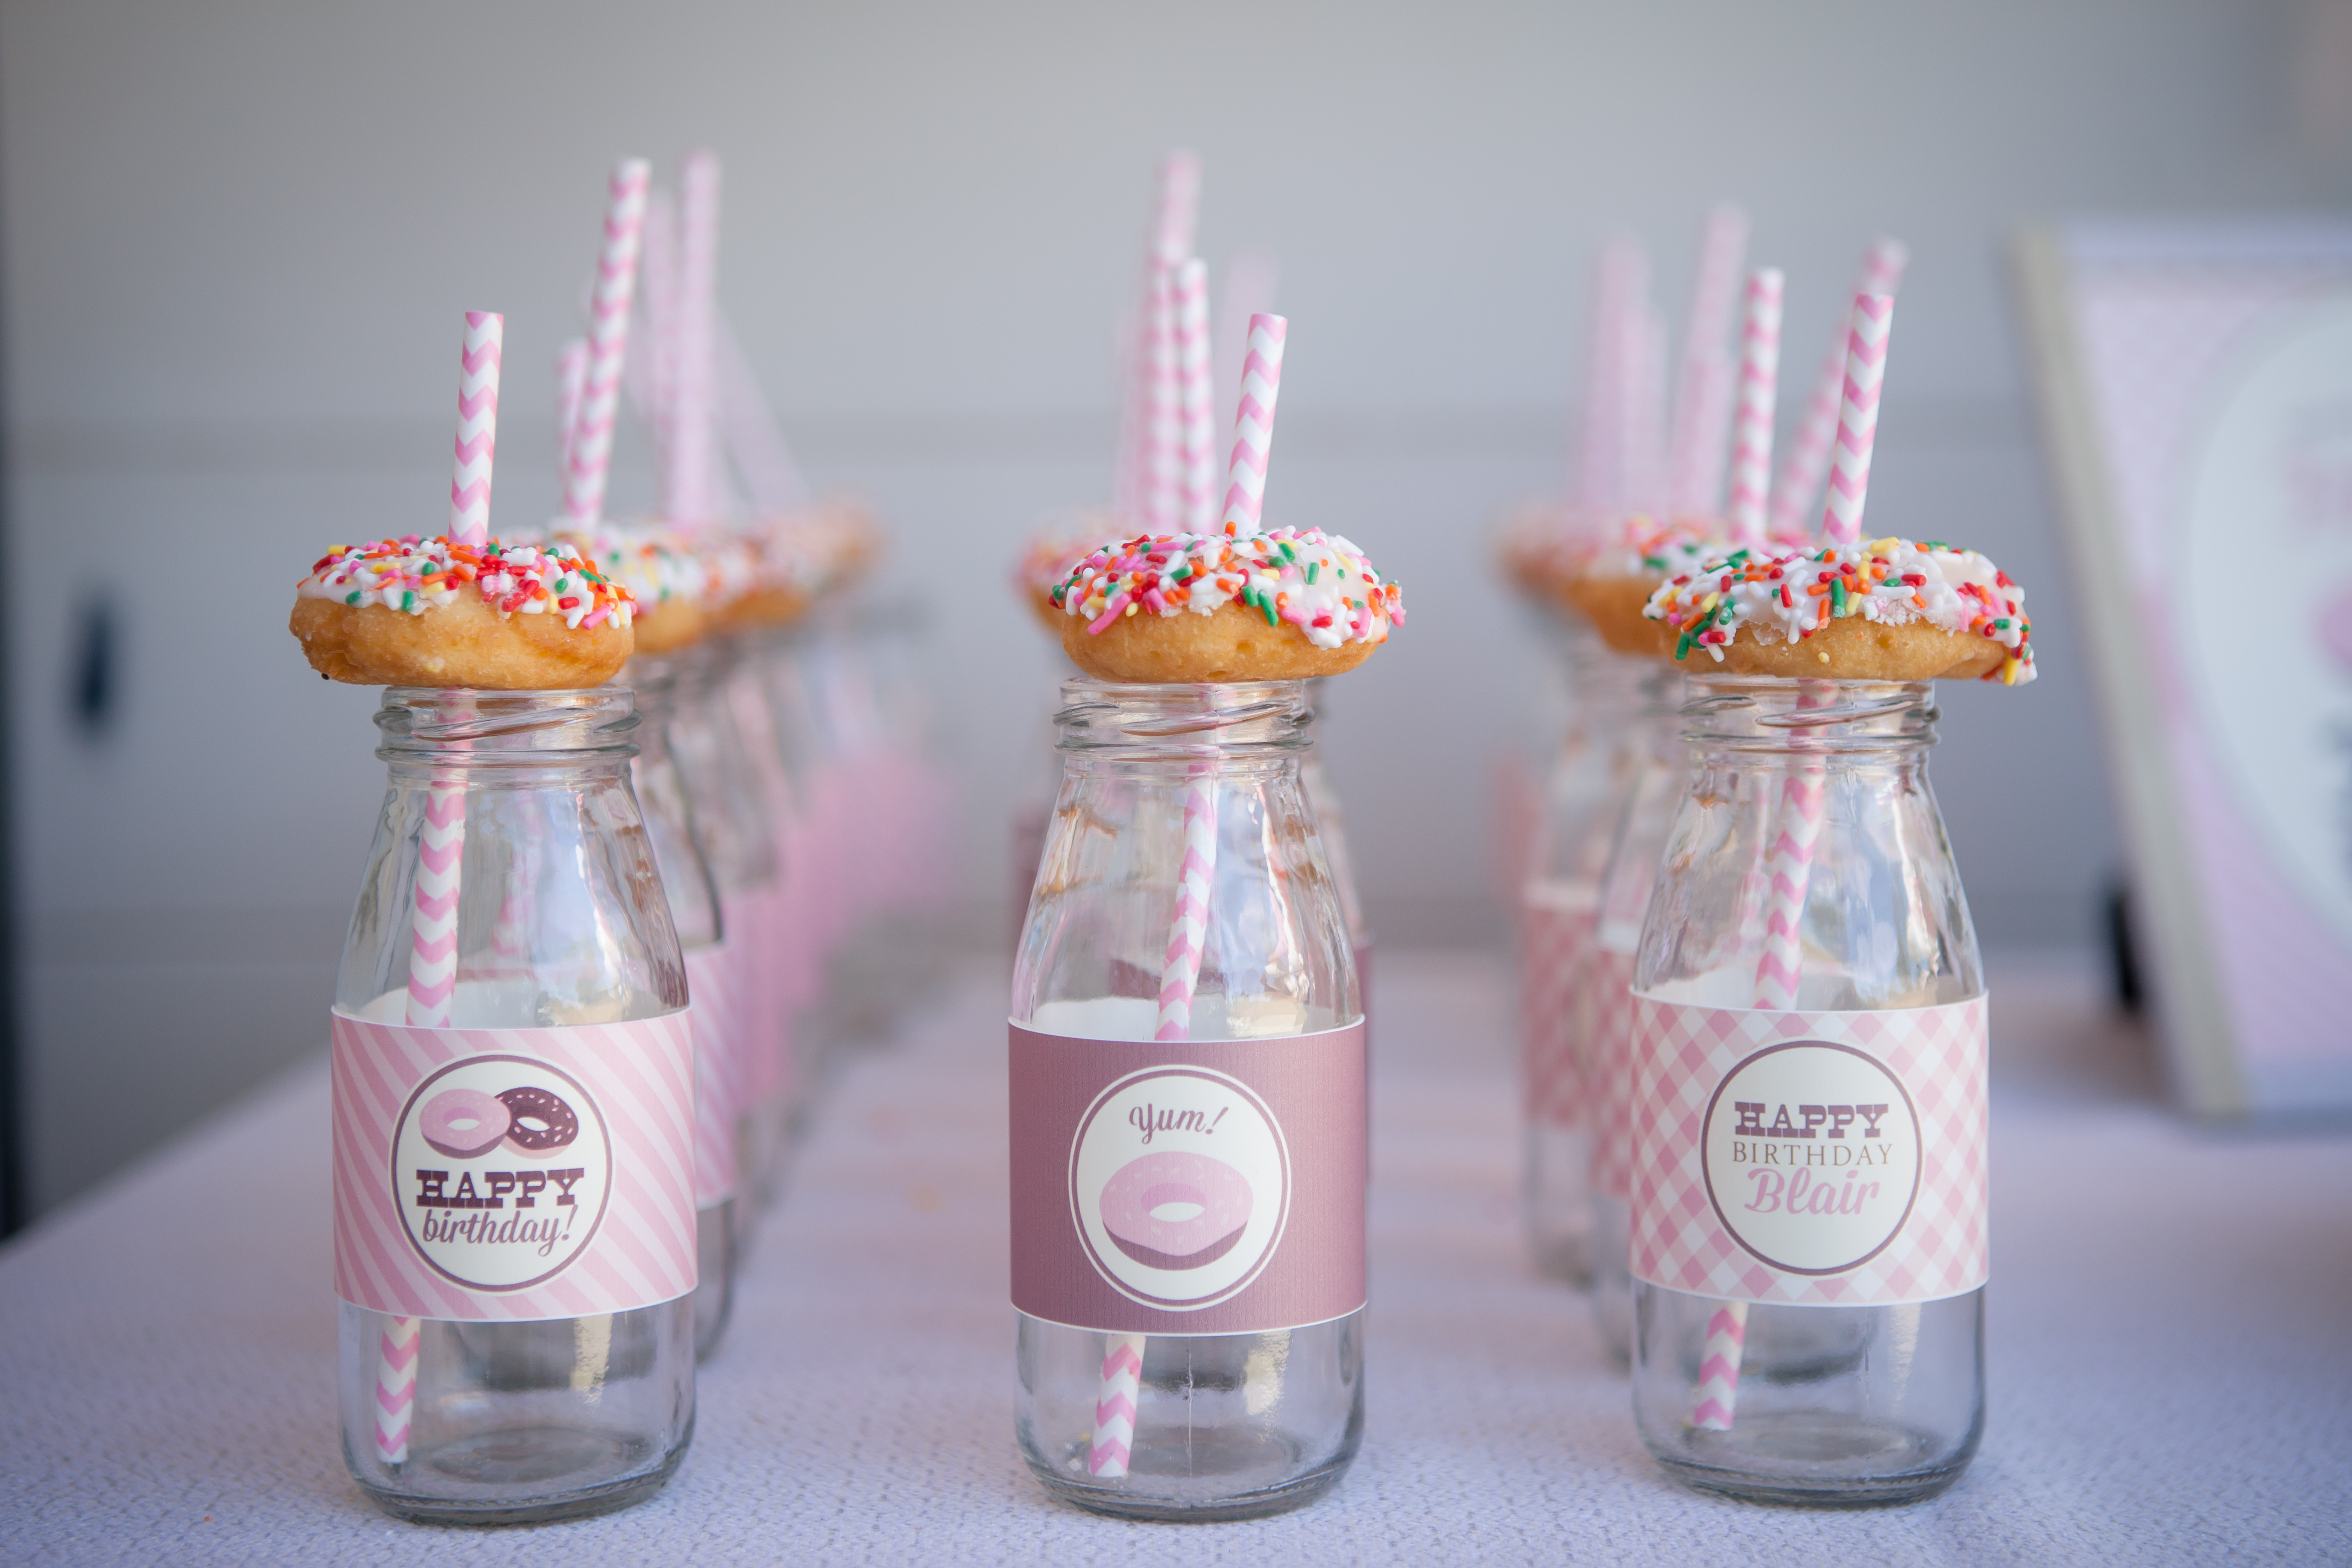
[335,688,695,1524]
[1630,677,1986,1505]
[670,645,788,1210]
[1519,629,1643,1287]
[1011,679,1365,1522]
[631,661,736,1360]
[1587,665,1686,1357]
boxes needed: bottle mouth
[1056,678,1313,755]
[375,686,640,761]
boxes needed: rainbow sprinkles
[299,535,636,631]
[1054,525,1405,651]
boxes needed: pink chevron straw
[560,158,652,525]
[1089,1332,1148,1478]
[556,339,589,482]
[1114,154,1204,525]
[1666,204,1749,518]
[1212,249,1279,457]
[1220,314,1288,537]
[1767,239,1908,538]
[632,191,680,475]
[1142,258,1183,533]
[1153,150,1201,264]
[1625,305,1669,518]
[1175,258,1217,534]
[669,151,722,527]
[1690,679,1832,1431]
[716,308,810,514]
[447,312,502,546]
[1575,237,1644,516]
[1725,270,1785,549]
[1819,294,1893,547]
[1155,768,1219,1042]
[382,706,471,1463]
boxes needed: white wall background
[5,0,2346,1213]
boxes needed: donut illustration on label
[390,1054,612,1292]
[1068,1067,1289,1310]
[1099,1152,1254,1270]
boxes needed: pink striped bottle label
[1628,994,1988,1307]
[1009,1020,1366,1336]
[685,945,742,1207]
[332,1010,697,1321]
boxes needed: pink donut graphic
[1098,1151,1253,1271]
[418,1087,511,1160]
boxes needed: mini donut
[552,521,720,655]
[1549,513,1732,655]
[1099,1150,1254,1270]
[1644,536,2036,685]
[1053,525,1404,683]
[1013,514,1116,634]
[292,535,635,689]
[497,1085,580,1159]
[418,1087,512,1160]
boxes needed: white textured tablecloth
[3,954,2347,1566]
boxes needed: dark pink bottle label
[1009,1019,1366,1336]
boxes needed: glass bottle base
[1025,1439,1354,1523]
[352,1422,689,1526]
[1649,1413,1976,1508]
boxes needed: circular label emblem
[391,1054,611,1292]
[1700,1041,1921,1277]
[1068,1067,1289,1311]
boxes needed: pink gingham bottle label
[1589,948,1638,1199]
[332,1010,696,1321]
[1629,994,1988,1307]
[686,945,742,1207]
[1518,890,1594,1128]
[1009,1020,1366,1336]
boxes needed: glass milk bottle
[1587,665,1686,1357]
[1518,631,1643,1287]
[631,662,740,1359]
[670,646,789,1208]
[333,688,696,1524]
[1011,680,1365,1522]
[1629,678,1987,1504]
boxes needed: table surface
[3,953,2348,1567]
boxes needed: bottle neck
[1054,678,1315,776]
[376,687,638,782]
[1681,676,1938,769]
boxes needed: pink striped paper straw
[1153,149,1201,264]
[633,191,680,475]
[447,312,502,546]
[1625,305,1669,517]
[1819,294,1894,547]
[1691,680,1831,1431]
[1666,203,1749,518]
[559,158,651,525]
[716,308,810,514]
[1767,239,1908,538]
[1142,258,1182,533]
[1089,1333,1148,1477]
[1575,237,1644,516]
[383,724,468,1463]
[1175,259,1217,533]
[555,339,589,482]
[669,151,722,527]
[1212,249,1279,457]
[1725,269,1785,549]
[374,1313,419,1465]
[1155,769,1219,1042]
[1220,314,1288,537]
